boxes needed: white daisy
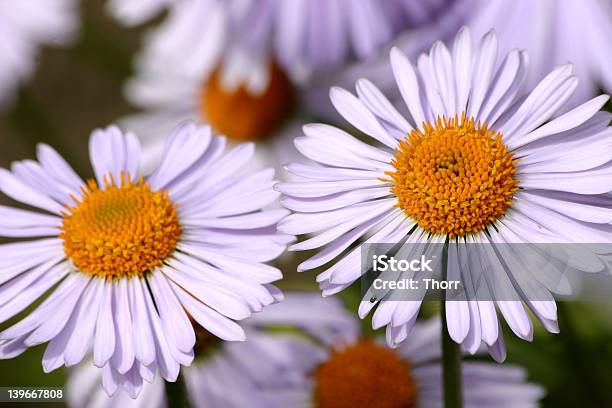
[0,0,78,108]
[67,294,358,406]
[468,0,612,101]
[0,122,291,396]
[277,27,612,352]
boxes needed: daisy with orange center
[0,123,292,397]
[315,341,418,408]
[278,27,612,357]
[124,40,299,174]
[61,175,182,278]
[201,61,295,142]
[388,115,518,238]
[118,0,473,172]
[310,319,544,408]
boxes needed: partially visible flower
[110,0,469,72]
[310,318,543,408]
[0,122,291,396]
[277,27,612,352]
[0,0,78,107]
[66,296,542,408]
[118,0,474,171]
[119,0,298,172]
[468,0,612,101]
[67,294,358,407]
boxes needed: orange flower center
[387,114,518,238]
[200,61,294,141]
[60,174,182,278]
[314,340,417,408]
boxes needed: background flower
[468,0,612,101]
[68,294,358,407]
[0,0,78,109]
[110,0,476,172]
[309,317,543,408]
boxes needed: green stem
[557,302,606,407]
[440,242,463,408]
[165,374,190,408]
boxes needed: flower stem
[165,374,190,408]
[557,302,606,406]
[440,242,463,408]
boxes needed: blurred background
[1,1,612,407]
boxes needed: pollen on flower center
[60,174,182,278]
[314,340,417,408]
[201,61,294,141]
[387,114,519,238]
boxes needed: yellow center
[387,114,518,238]
[60,174,182,278]
[314,341,417,408]
[201,61,294,141]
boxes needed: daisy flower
[119,0,475,172]
[277,27,612,351]
[0,122,291,396]
[69,316,544,407]
[310,318,543,408]
[120,0,298,172]
[67,294,358,406]
[0,0,78,108]
[469,0,612,101]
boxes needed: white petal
[430,40,456,116]
[355,78,412,133]
[148,123,211,190]
[147,272,195,354]
[0,168,64,214]
[330,86,398,148]
[89,125,128,186]
[161,264,251,320]
[36,144,84,191]
[130,277,156,366]
[390,47,426,128]
[514,94,610,147]
[171,281,246,342]
[111,278,136,374]
[142,284,179,382]
[93,281,116,367]
[184,209,288,230]
[24,273,90,346]
[64,278,105,366]
[281,188,391,213]
[467,30,498,119]
[452,26,472,113]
